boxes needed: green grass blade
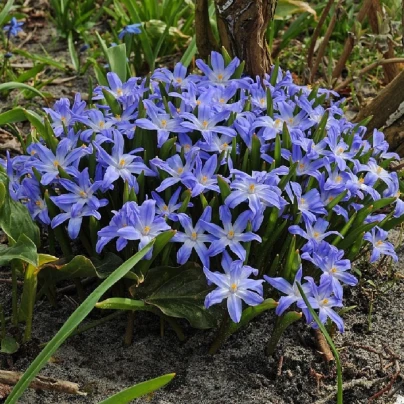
[5,241,154,404]
[180,35,197,67]
[68,32,80,72]
[98,373,175,404]
[0,82,45,99]
[297,283,343,404]
[0,0,14,27]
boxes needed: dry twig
[0,370,87,396]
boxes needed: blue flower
[28,139,91,185]
[204,260,264,323]
[95,130,156,191]
[364,227,398,263]
[116,200,171,259]
[196,51,240,86]
[96,202,138,253]
[136,99,187,147]
[289,218,341,253]
[151,154,195,192]
[3,17,24,38]
[180,106,236,144]
[118,23,141,39]
[182,154,219,197]
[51,168,108,210]
[52,204,101,240]
[265,267,311,315]
[298,276,345,333]
[21,178,51,225]
[286,182,327,224]
[302,242,357,300]
[151,187,184,220]
[201,205,261,261]
[225,170,284,216]
[172,207,215,268]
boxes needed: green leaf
[0,108,45,139]
[106,43,128,82]
[68,32,80,72]
[1,335,19,354]
[180,35,196,67]
[275,0,316,19]
[0,0,15,27]
[95,297,148,311]
[297,283,342,404]
[0,234,38,267]
[0,180,40,247]
[0,82,45,99]
[98,373,175,404]
[135,263,219,329]
[38,255,101,283]
[5,241,154,404]
[266,311,302,356]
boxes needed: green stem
[0,304,6,340]
[11,261,19,326]
[209,313,230,355]
[124,311,135,345]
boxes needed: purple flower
[264,267,311,315]
[196,51,240,86]
[180,106,236,144]
[151,187,184,220]
[364,227,398,263]
[95,130,156,191]
[172,207,215,268]
[51,168,108,210]
[3,17,24,38]
[116,200,171,259]
[298,276,344,333]
[96,202,138,253]
[182,154,219,197]
[28,139,91,185]
[21,178,50,225]
[204,260,264,323]
[225,170,284,215]
[52,204,101,240]
[136,99,187,147]
[286,182,327,224]
[289,219,341,253]
[201,205,261,261]
[118,23,141,39]
[151,154,195,192]
[302,242,357,300]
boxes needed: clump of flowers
[3,51,403,340]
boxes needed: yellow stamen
[248,184,255,193]
[117,88,123,96]
[201,175,208,184]
[202,120,208,128]
[119,158,126,167]
[331,267,337,273]
[177,167,184,174]
[191,231,197,241]
[313,232,320,239]
[143,226,151,235]
[79,191,87,197]
[162,205,169,211]
[161,119,167,128]
[230,283,237,292]
[99,121,105,128]
[217,74,224,81]
[227,230,235,239]
[322,298,329,304]
[53,160,60,167]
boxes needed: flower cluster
[3,51,402,331]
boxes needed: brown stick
[313,329,334,363]
[334,58,404,91]
[310,0,342,82]
[307,0,335,69]
[0,370,87,396]
[353,67,404,134]
[332,0,373,78]
[367,0,399,83]
[195,0,219,59]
